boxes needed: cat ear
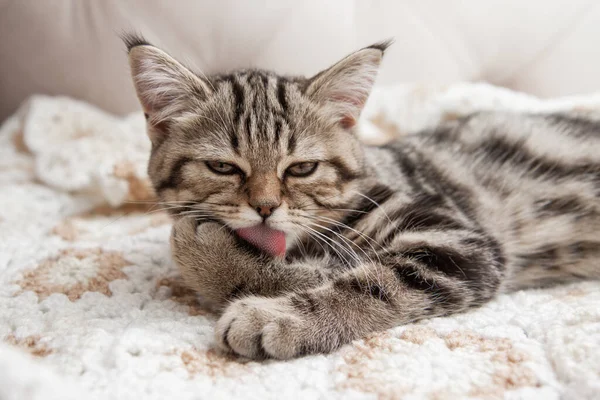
[123,33,212,143]
[305,40,392,129]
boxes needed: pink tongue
[235,225,286,257]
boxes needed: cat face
[125,34,390,249]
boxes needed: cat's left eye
[206,161,238,175]
[286,162,318,177]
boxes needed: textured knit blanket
[1,84,599,400]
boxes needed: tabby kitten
[124,34,600,360]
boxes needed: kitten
[124,34,600,360]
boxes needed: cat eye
[205,161,239,175]
[286,162,318,177]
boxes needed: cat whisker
[295,208,370,214]
[301,223,363,267]
[306,221,383,290]
[306,221,373,261]
[306,215,388,253]
[293,227,328,259]
[305,234,353,270]
[296,224,355,268]
[176,211,214,219]
[124,200,193,205]
[353,190,393,224]
[306,216,388,289]
[95,201,185,232]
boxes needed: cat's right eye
[286,161,318,177]
[205,161,239,175]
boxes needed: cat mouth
[235,224,286,257]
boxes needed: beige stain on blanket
[156,278,207,316]
[335,326,443,398]
[399,326,438,345]
[127,213,171,235]
[4,334,52,357]
[336,332,412,399]
[336,328,538,399]
[12,128,30,153]
[52,220,79,241]
[367,113,402,145]
[442,111,463,122]
[444,330,539,398]
[113,161,155,202]
[561,287,588,299]
[180,348,249,378]
[16,248,130,301]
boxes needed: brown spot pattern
[5,334,52,357]
[442,112,463,122]
[336,332,409,399]
[52,220,79,241]
[113,161,155,202]
[156,278,206,316]
[399,326,438,345]
[180,348,249,377]
[564,287,587,298]
[17,248,130,301]
[368,113,402,145]
[444,330,539,396]
[337,328,538,398]
[12,128,30,153]
[128,212,171,235]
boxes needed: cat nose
[250,201,281,219]
[257,205,275,217]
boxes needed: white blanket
[1,84,599,400]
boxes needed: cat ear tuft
[123,33,212,143]
[306,39,393,129]
[121,32,152,52]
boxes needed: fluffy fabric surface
[1,85,599,400]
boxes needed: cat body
[124,34,600,359]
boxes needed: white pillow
[0,0,599,120]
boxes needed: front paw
[171,218,230,250]
[170,218,240,307]
[215,296,306,360]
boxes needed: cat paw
[214,296,306,360]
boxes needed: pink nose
[254,204,278,218]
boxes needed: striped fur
[125,34,600,359]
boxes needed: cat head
[124,33,390,250]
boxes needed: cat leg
[215,233,505,359]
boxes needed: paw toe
[214,297,305,360]
[261,317,303,360]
